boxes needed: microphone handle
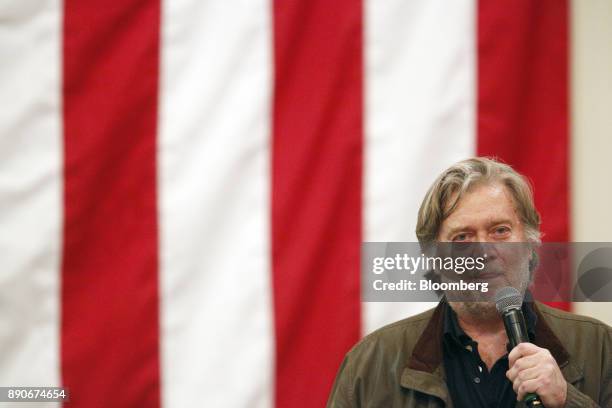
[502,309,545,407]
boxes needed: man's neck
[453,305,509,369]
[456,310,505,336]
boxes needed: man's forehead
[448,183,515,209]
[443,216,517,232]
[442,184,521,229]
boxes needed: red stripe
[477,0,570,310]
[61,1,161,406]
[272,1,363,406]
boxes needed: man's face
[437,182,532,308]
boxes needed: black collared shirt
[442,302,537,408]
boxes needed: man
[327,157,612,407]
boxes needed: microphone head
[494,286,523,314]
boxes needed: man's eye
[494,226,510,235]
[453,234,468,242]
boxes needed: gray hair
[416,157,541,246]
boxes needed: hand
[506,342,567,408]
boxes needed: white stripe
[0,0,62,401]
[158,1,273,407]
[571,0,612,325]
[364,0,476,333]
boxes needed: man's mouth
[471,271,504,280]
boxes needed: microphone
[495,287,544,407]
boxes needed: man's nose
[471,240,498,262]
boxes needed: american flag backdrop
[0,0,577,407]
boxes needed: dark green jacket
[327,302,612,407]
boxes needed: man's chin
[449,300,499,321]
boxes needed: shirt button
[474,377,481,384]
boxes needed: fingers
[510,365,541,397]
[515,378,541,401]
[507,365,540,384]
[506,353,541,380]
[508,342,540,366]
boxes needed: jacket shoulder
[535,302,612,362]
[345,306,436,365]
[327,307,440,407]
[536,302,612,331]
[362,307,436,340]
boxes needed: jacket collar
[401,302,450,405]
[406,301,446,374]
[402,301,582,383]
